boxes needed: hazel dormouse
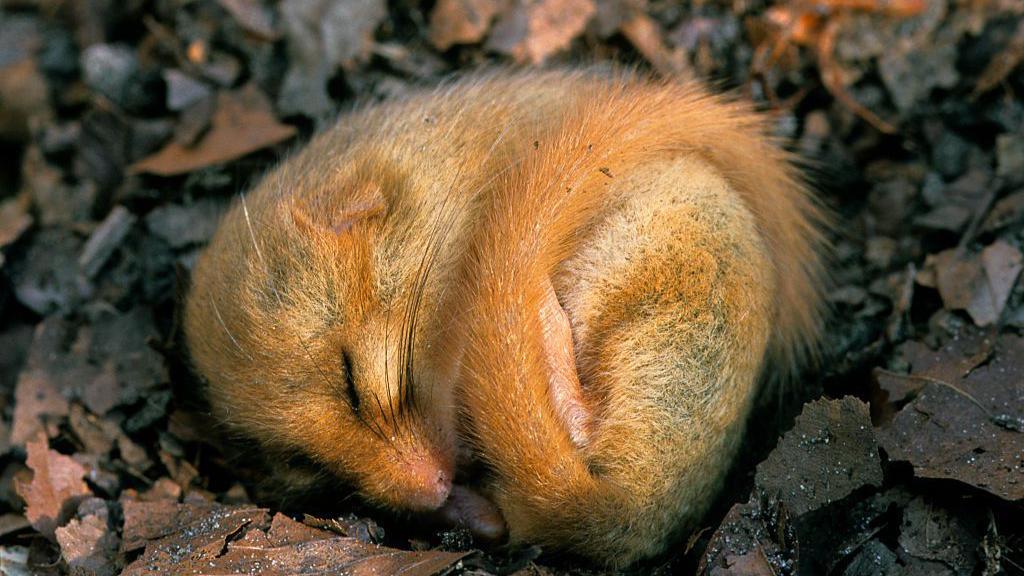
[183,69,827,567]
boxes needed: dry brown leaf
[620,13,693,77]
[17,436,91,540]
[55,499,120,576]
[486,0,595,64]
[973,18,1024,97]
[0,196,32,258]
[931,242,1022,327]
[131,84,296,176]
[0,58,51,142]
[430,0,504,50]
[11,369,70,447]
[755,397,883,516]
[980,240,1023,321]
[121,506,468,576]
[120,500,268,553]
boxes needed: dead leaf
[876,330,1024,501]
[131,84,296,176]
[755,397,883,517]
[430,0,503,50]
[276,0,386,118]
[144,198,229,249]
[121,505,468,576]
[217,0,279,41]
[899,497,981,573]
[973,17,1024,97]
[0,58,51,142]
[0,514,31,538]
[931,242,1022,327]
[0,196,32,262]
[486,0,595,64]
[10,315,75,440]
[11,367,71,447]
[120,500,268,553]
[77,206,137,279]
[55,498,120,576]
[0,545,30,576]
[982,190,1024,233]
[699,492,798,576]
[980,240,1023,321]
[17,435,91,541]
[620,13,693,77]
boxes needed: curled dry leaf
[131,84,296,176]
[485,0,595,64]
[17,436,91,541]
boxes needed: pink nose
[403,459,453,511]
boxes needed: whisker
[211,298,253,361]
[240,193,265,265]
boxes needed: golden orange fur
[183,69,827,566]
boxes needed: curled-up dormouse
[184,69,827,566]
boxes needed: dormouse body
[184,69,827,566]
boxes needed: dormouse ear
[290,182,386,239]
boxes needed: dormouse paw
[434,485,507,544]
[539,278,593,448]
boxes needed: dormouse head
[184,160,459,513]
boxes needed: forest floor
[1,0,1023,574]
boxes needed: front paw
[432,484,507,544]
[540,278,592,448]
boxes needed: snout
[400,456,453,511]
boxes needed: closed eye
[342,349,361,412]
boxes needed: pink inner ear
[539,278,592,448]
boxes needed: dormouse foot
[434,484,507,544]
[539,278,593,448]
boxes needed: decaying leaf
[485,0,595,64]
[17,436,91,541]
[699,492,798,576]
[929,241,1023,327]
[0,196,32,264]
[620,13,692,77]
[430,0,504,50]
[898,496,985,574]
[131,84,296,176]
[55,498,120,576]
[10,317,79,446]
[121,503,468,576]
[876,330,1024,501]
[755,397,883,517]
[217,0,280,41]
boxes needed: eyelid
[342,349,361,411]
